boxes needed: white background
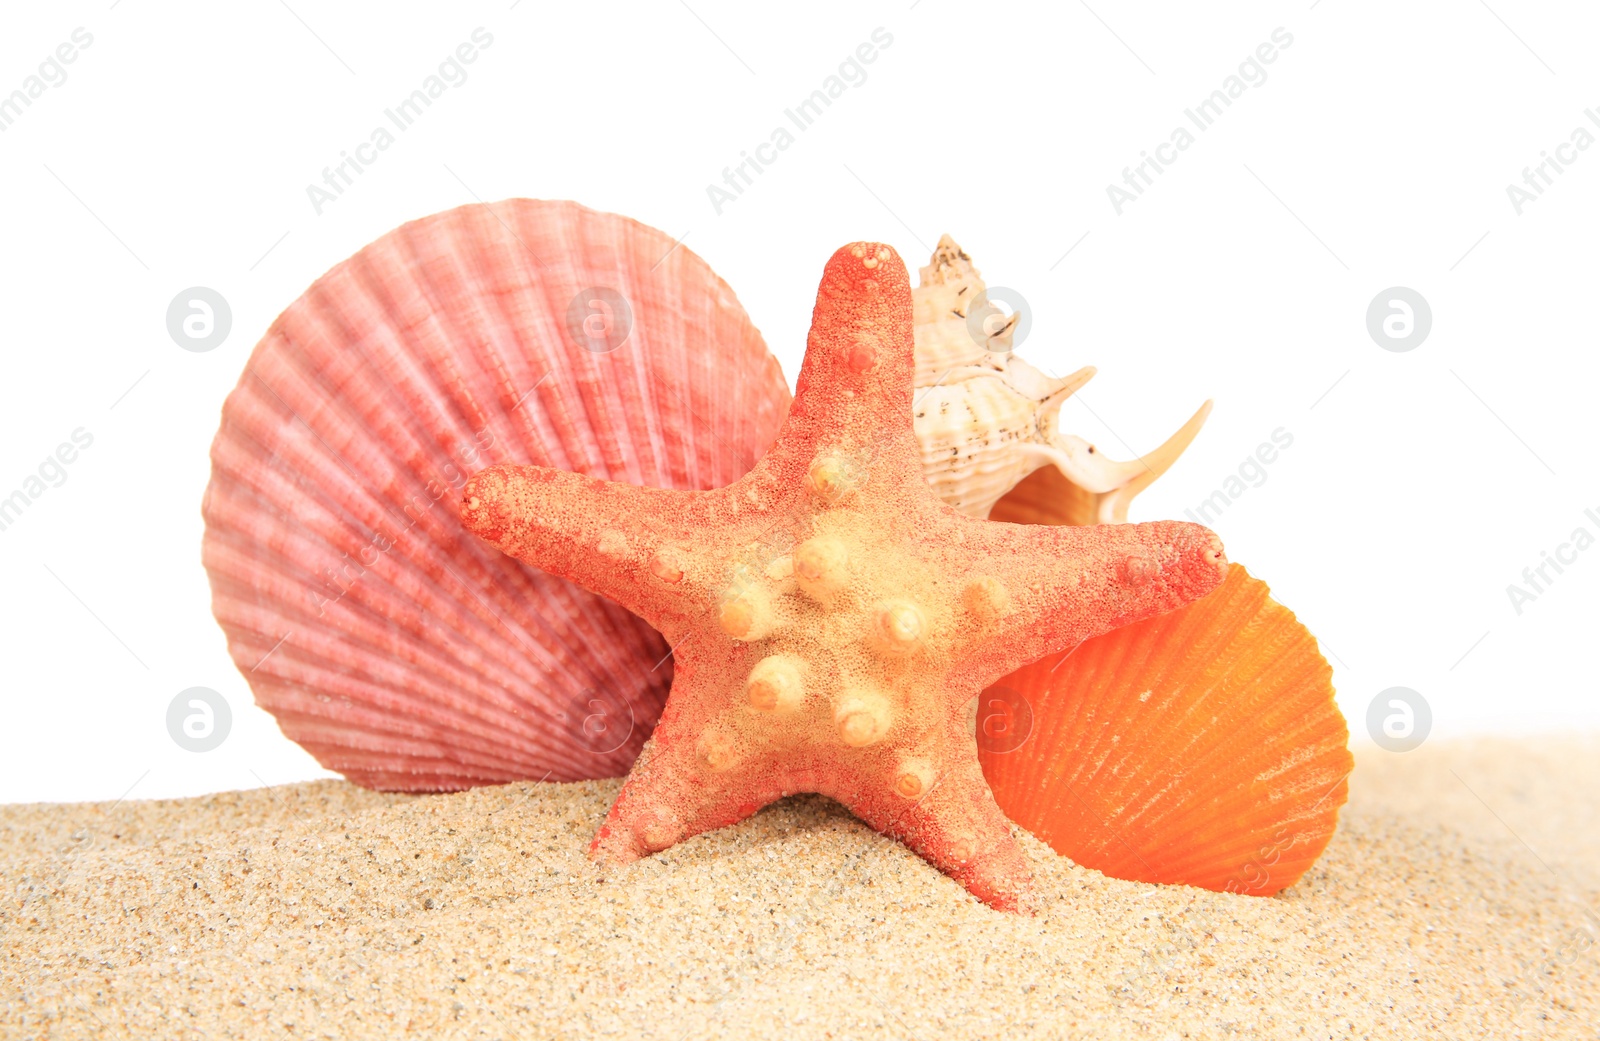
[0,0,1594,804]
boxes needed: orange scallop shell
[202,200,791,791]
[979,563,1353,895]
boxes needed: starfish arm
[840,736,1034,912]
[460,463,723,638]
[950,517,1228,686]
[588,697,772,863]
[769,242,928,495]
[588,733,705,863]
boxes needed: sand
[2,737,1597,1040]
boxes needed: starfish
[460,242,1228,911]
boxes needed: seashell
[985,402,1212,528]
[912,235,1210,522]
[978,563,1352,895]
[201,199,791,791]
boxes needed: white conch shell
[912,235,1210,523]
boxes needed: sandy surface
[2,737,1597,1040]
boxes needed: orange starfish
[460,242,1227,910]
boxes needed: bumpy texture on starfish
[460,242,1228,911]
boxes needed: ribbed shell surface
[201,200,791,791]
[979,564,1352,895]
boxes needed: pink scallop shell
[202,200,791,790]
